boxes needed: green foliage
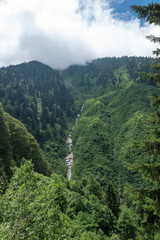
[86,175,102,198]
[117,205,139,240]
[0,61,75,175]
[0,161,110,239]
[0,61,74,136]
[72,98,114,183]
[104,182,120,218]
[62,57,155,108]
[131,3,160,25]
[90,195,114,235]
[71,81,155,188]
[63,56,159,238]
[0,104,51,177]
[0,161,69,239]
[129,2,160,238]
[1,55,160,238]
[0,103,12,177]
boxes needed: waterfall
[64,105,84,181]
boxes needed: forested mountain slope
[63,57,157,188]
[0,61,74,136]
[0,56,159,239]
[62,56,155,108]
[0,103,51,180]
[0,61,75,175]
[72,83,155,187]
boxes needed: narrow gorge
[64,105,84,180]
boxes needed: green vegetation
[1,55,159,239]
[70,61,156,189]
[0,2,160,238]
[129,2,160,238]
[62,56,155,107]
[0,56,159,239]
[0,161,115,239]
[0,61,75,175]
[0,103,51,179]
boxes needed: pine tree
[131,2,160,236]
[104,182,120,218]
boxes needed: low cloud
[0,0,158,69]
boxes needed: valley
[0,56,160,239]
[0,1,160,239]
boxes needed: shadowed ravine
[64,105,84,180]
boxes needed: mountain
[0,56,159,239]
[0,61,75,175]
[62,56,155,108]
[0,61,74,136]
[62,56,157,187]
[0,57,156,183]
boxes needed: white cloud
[0,0,158,69]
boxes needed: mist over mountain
[0,0,158,69]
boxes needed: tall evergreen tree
[131,2,160,236]
[104,182,120,218]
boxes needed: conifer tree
[131,2,160,236]
[104,182,120,218]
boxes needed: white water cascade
[64,105,84,181]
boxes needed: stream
[64,105,84,181]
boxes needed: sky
[0,0,159,69]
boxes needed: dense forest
[0,61,75,175]
[0,2,160,240]
[0,57,158,239]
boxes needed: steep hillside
[0,61,75,175]
[72,83,155,187]
[62,56,155,109]
[63,57,157,189]
[0,103,51,179]
[0,61,74,137]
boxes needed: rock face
[64,105,84,181]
